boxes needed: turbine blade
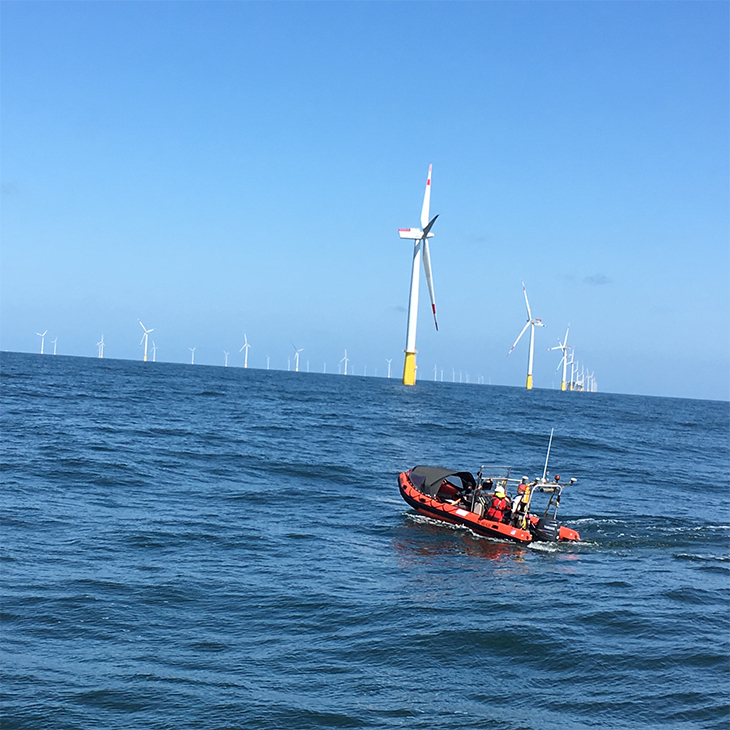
[139,320,146,331]
[521,280,532,320]
[420,164,432,229]
[422,214,439,239]
[421,238,439,331]
[507,322,530,356]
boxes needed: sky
[1,1,728,400]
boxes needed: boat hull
[398,470,579,544]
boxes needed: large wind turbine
[239,334,251,368]
[398,165,440,386]
[97,335,105,359]
[36,330,47,354]
[292,344,303,372]
[548,326,571,391]
[507,280,545,390]
[139,320,154,362]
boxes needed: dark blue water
[2,351,729,730]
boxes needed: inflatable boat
[398,465,580,545]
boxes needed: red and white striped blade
[420,164,432,230]
[508,321,530,356]
[521,279,533,321]
[422,237,438,331]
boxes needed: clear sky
[1,1,728,400]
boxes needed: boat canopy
[410,465,476,497]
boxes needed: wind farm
[23,163,605,392]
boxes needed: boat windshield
[476,465,513,489]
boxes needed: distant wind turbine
[548,326,572,391]
[224,351,229,367]
[189,347,196,365]
[36,330,47,354]
[151,341,157,363]
[51,337,58,355]
[386,358,392,379]
[138,320,154,362]
[398,164,440,386]
[239,334,251,368]
[507,280,545,390]
[97,335,105,359]
[340,349,349,375]
[292,344,303,372]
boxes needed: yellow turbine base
[526,373,533,390]
[403,352,417,386]
[561,381,566,391]
[143,355,148,362]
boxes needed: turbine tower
[292,344,303,372]
[97,335,105,359]
[51,338,58,355]
[239,334,251,368]
[386,358,392,379]
[224,351,229,367]
[507,280,545,390]
[138,320,154,362]
[36,330,47,354]
[340,349,349,375]
[548,326,571,391]
[189,347,196,365]
[151,341,157,363]
[398,165,439,386]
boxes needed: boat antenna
[541,428,554,482]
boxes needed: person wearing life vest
[511,477,531,528]
[485,485,511,523]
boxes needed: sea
[1,351,728,730]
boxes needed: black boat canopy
[410,465,477,497]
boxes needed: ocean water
[1,351,728,730]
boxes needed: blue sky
[2,1,728,399]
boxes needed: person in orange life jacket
[485,485,511,523]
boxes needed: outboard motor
[532,516,561,542]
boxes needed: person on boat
[485,485,511,523]
[510,477,531,528]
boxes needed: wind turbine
[548,326,571,391]
[507,280,546,390]
[292,344,303,372]
[36,330,47,354]
[239,334,251,368]
[151,341,157,362]
[398,164,440,385]
[51,338,58,355]
[97,335,105,359]
[224,351,229,367]
[189,347,196,365]
[568,353,576,391]
[340,349,349,375]
[138,320,154,362]
[386,358,392,378]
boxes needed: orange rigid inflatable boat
[398,465,580,545]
